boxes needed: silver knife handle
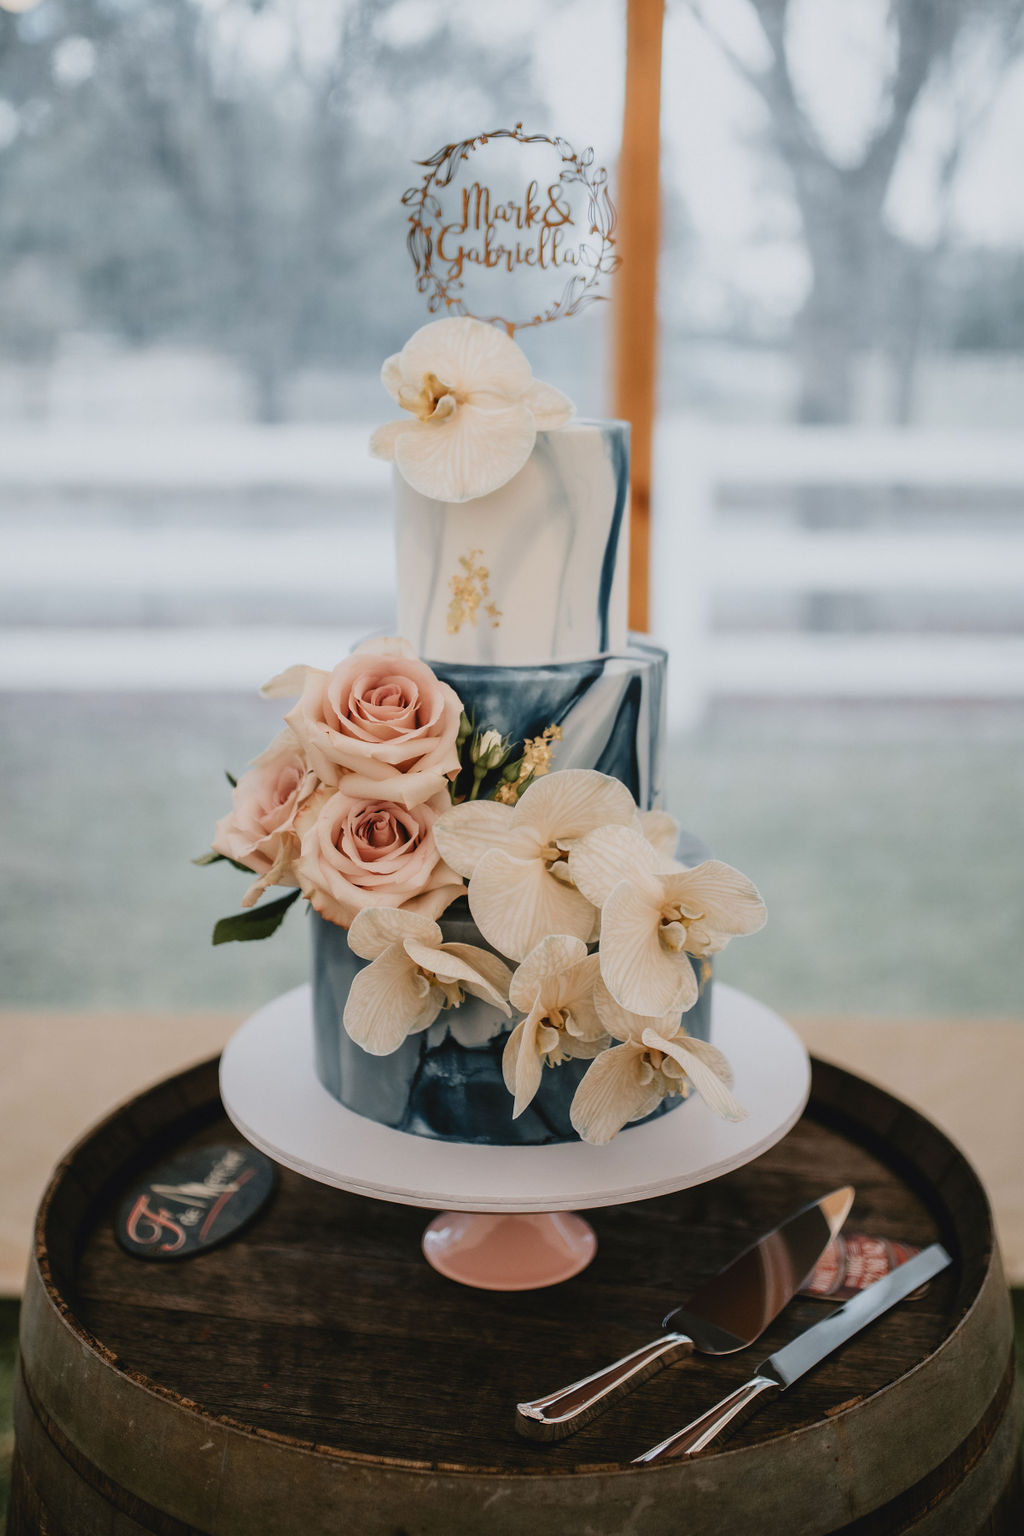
[633,1374,781,1463]
[516,1333,695,1441]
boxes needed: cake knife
[633,1240,952,1463]
[515,1186,854,1441]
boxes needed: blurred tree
[686,0,1024,424]
[939,250,1024,352]
[879,3,1024,422]
[0,0,541,420]
[0,5,84,412]
[0,256,78,416]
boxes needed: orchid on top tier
[370,318,573,503]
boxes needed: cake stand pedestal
[421,1209,599,1289]
[219,982,810,1290]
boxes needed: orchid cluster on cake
[207,317,766,1146]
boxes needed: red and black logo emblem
[116,1143,276,1260]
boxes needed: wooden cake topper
[403,124,620,334]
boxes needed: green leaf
[212,889,302,945]
[225,770,238,788]
[192,851,259,875]
[455,709,474,751]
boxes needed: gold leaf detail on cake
[522,723,562,777]
[447,549,502,634]
[698,957,712,993]
[494,724,562,804]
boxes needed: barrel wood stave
[9,1055,1022,1535]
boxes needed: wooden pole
[614,0,664,635]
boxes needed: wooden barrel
[8,1053,1022,1535]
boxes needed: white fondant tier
[395,421,630,665]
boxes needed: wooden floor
[1,1010,1022,1295]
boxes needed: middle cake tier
[430,638,667,814]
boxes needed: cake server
[633,1240,952,1464]
[515,1185,854,1441]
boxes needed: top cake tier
[394,421,630,667]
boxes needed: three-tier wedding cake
[209,317,766,1147]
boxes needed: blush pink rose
[211,731,319,907]
[279,639,462,806]
[296,786,465,929]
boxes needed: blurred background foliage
[0,0,546,419]
[1,0,1023,424]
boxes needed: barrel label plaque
[116,1143,276,1260]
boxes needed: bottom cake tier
[311,906,714,1146]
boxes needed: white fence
[2,420,1023,717]
[653,420,1024,726]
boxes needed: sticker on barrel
[115,1143,277,1260]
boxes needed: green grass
[1,695,1022,1017]
[664,706,1024,1018]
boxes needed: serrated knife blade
[633,1241,952,1463]
[515,1185,854,1441]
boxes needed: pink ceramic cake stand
[219,983,810,1291]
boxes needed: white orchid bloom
[569,978,745,1144]
[569,824,766,1017]
[501,935,609,1119]
[637,808,681,863]
[369,317,573,503]
[343,907,512,1056]
[433,769,639,961]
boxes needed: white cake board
[219,983,810,1215]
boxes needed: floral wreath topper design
[402,123,620,335]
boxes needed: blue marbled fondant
[598,425,630,653]
[430,638,667,810]
[312,900,714,1146]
